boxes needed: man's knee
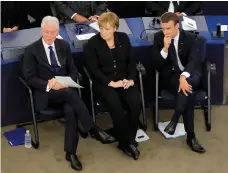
[63,104,77,122]
[176,91,194,113]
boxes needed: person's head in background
[98,12,119,41]
[160,12,179,38]
[41,16,59,45]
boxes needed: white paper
[221,25,228,32]
[55,76,83,88]
[89,22,100,32]
[135,129,150,143]
[181,21,196,31]
[158,121,186,139]
[76,33,96,40]
[56,34,63,39]
[182,16,197,31]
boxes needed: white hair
[41,16,59,29]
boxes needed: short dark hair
[160,12,179,24]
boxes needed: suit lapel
[37,38,52,71]
[54,39,66,67]
[178,29,185,58]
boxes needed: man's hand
[175,12,184,17]
[11,26,18,31]
[73,14,89,23]
[108,80,124,88]
[48,78,58,89]
[3,27,13,33]
[88,15,98,21]
[123,79,134,89]
[48,78,67,90]
[52,82,67,90]
[178,75,192,96]
[163,35,172,53]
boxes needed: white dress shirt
[160,31,190,78]
[168,1,187,16]
[42,39,61,92]
[42,39,61,66]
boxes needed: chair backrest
[196,35,207,63]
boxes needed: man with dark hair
[153,12,205,153]
[145,1,202,16]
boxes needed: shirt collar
[173,30,180,42]
[42,38,55,50]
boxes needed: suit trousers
[95,84,141,147]
[48,88,94,153]
[166,70,201,133]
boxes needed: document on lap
[55,76,84,88]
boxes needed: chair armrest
[206,60,216,75]
[18,76,32,94]
[77,72,83,82]
[83,66,92,83]
[136,63,146,75]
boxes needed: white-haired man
[22,16,115,171]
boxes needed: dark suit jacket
[22,38,79,111]
[145,1,202,16]
[53,1,107,20]
[1,1,30,32]
[152,29,202,85]
[84,32,137,86]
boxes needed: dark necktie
[169,39,179,70]
[172,1,179,13]
[48,46,60,75]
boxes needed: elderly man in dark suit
[153,12,205,153]
[53,1,107,23]
[22,16,115,171]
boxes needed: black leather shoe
[164,121,177,135]
[65,153,83,171]
[117,144,132,157]
[187,137,206,153]
[134,141,138,147]
[90,126,116,144]
[126,144,140,160]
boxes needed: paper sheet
[182,16,197,31]
[55,76,84,88]
[135,129,150,142]
[89,22,100,32]
[221,25,228,32]
[158,121,186,139]
[56,34,63,39]
[76,33,96,40]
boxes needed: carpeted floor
[1,106,228,173]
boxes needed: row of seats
[17,35,216,149]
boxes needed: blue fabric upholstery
[160,90,207,101]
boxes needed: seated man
[22,16,115,171]
[145,1,202,16]
[1,1,30,32]
[84,12,141,160]
[153,12,205,153]
[53,1,107,23]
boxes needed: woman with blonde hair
[84,12,141,160]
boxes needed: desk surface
[1,16,227,58]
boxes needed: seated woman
[84,12,141,160]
